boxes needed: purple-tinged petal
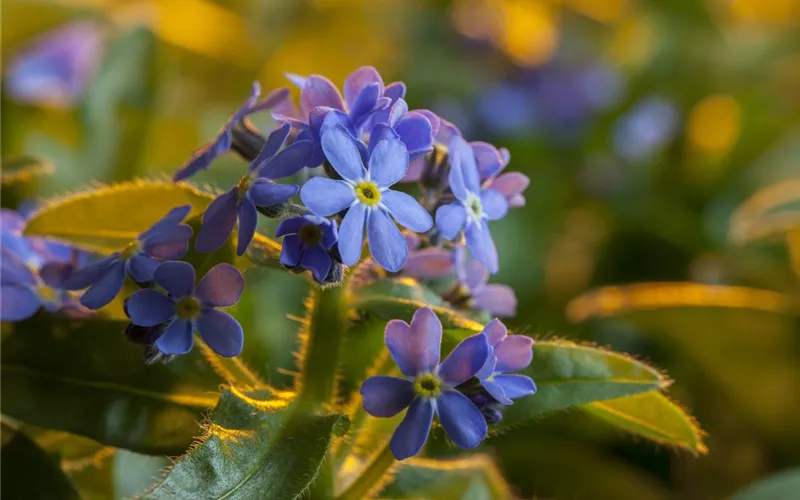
[390,398,434,460]
[195,263,243,307]
[494,335,533,372]
[127,254,160,283]
[403,248,454,279]
[436,118,462,145]
[508,194,526,208]
[475,348,495,380]
[473,284,517,317]
[64,254,118,290]
[195,190,238,254]
[448,136,481,200]
[368,124,400,156]
[285,73,306,89]
[154,261,195,298]
[174,146,216,182]
[232,81,263,122]
[480,189,509,221]
[367,208,407,272]
[127,289,176,326]
[435,203,466,240]
[438,332,489,386]
[369,138,408,188]
[143,225,193,260]
[344,66,384,109]
[401,158,424,182]
[280,235,302,267]
[494,374,537,398]
[79,260,126,309]
[481,318,508,347]
[396,112,434,158]
[371,81,407,126]
[472,142,503,179]
[348,82,381,129]
[299,244,331,282]
[2,254,38,287]
[385,307,442,377]
[388,98,408,127]
[482,379,513,405]
[459,254,489,291]
[321,217,338,248]
[250,122,291,171]
[416,109,441,138]
[1,285,41,322]
[436,390,488,449]
[382,190,433,233]
[258,140,314,179]
[321,125,366,181]
[247,86,291,114]
[361,376,414,417]
[237,199,258,256]
[196,309,243,357]
[465,220,498,274]
[249,180,298,208]
[487,172,529,199]
[317,108,356,138]
[300,177,355,217]
[275,217,306,237]
[139,205,191,240]
[156,319,193,355]
[39,261,75,288]
[337,203,367,266]
[404,233,421,251]
[301,75,344,116]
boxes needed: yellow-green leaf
[1,154,53,187]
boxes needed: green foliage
[731,467,800,500]
[1,154,52,208]
[141,388,347,499]
[378,455,512,499]
[1,314,221,455]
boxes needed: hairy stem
[336,444,395,500]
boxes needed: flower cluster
[361,307,535,460]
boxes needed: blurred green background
[3,0,800,498]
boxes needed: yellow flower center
[36,285,60,304]
[299,223,323,246]
[355,181,381,206]
[175,296,201,320]
[414,373,442,398]
[465,192,483,222]
[120,240,141,259]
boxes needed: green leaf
[1,155,53,209]
[141,388,347,499]
[1,422,81,500]
[583,391,706,454]
[731,467,800,500]
[1,314,222,455]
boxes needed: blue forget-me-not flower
[126,261,244,357]
[194,123,313,256]
[275,215,338,283]
[360,307,490,460]
[65,205,193,310]
[475,318,536,405]
[453,246,516,317]
[300,124,433,272]
[1,252,76,322]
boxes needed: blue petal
[1,285,41,322]
[127,254,161,283]
[367,208,407,272]
[1,253,38,287]
[494,335,533,372]
[126,289,176,327]
[232,80,263,122]
[139,205,191,240]
[381,190,433,233]
[336,203,367,267]
[280,235,302,267]
[258,140,313,179]
[465,220,498,274]
[39,261,75,288]
[471,141,503,179]
[435,203,466,240]
[79,260,126,310]
[64,254,118,290]
[196,309,243,357]
[493,374,537,398]
[348,82,381,129]
[156,319,194,355]
[385,307,442,377]
[480,189,509,221]
[174,147,216,182]
[248,180,298,207]
[154,261,195,297]
[388,98,408,127]
[368,138,408,188]
[320,217,338,248]
[473,284,517,317]
[194,263,243,307]
[360,376,414,417]
[396,112,434,156]
[249,122,291,171]
[300,178,355,217]
[482,379,512,405]
[448,136,481,201]
[368,124,400,156]
[475,348,496,380]
[390,398,434,460]
[275,216,306,237]
[195,190,238,254]
[320,125,366,181]
[143,225,192,260]
[371,81,407,125]
[481,318,508,347]
[300,244,331,282]
[458,251,489,290]
[438,332,489,386]
[436,390,488,449]
[247,86,291,114]
[344,66,384,110]
[236,199,257,256]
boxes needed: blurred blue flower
[478,83,535,134]
[1,208,79,270]
[5,21,103,108]
[435,136,508,273]
[195,123,313,255]
[360,307,490,460]
[475,319,536,405]
[613,97,679,161]
[65,205,193,310]
[300,125,432,272]
[275,215,338,282]
[173,82,290,181]
[1,251,77,322]
[401,233,454,280]
[126,262,244,357]
[454,246,516,317]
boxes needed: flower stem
[336,444,395,500]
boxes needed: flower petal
[194,263,243,307]
[275,216,306,237]
[436,390,488,449]
[300,177,355,217]
[79,260,126,310]
[480,189,509,221]
[471,142,503,179]
[337,203,367,266]
[127,254,160,283]
[250,122,291,171]
[381,190,433,233]
[493,374,537,398]
[64,254,118,290]
[438,332,489,386]
[494,335,533,372]
[39,261,75,288]
[390,398,434,460]
[481,318,508,347]
[299,244,331,282]
[320,125,366,181]
[247,86,291,114]
[301,75,344,116]
[473,284,517,317]
[482,379,513,405]
[368,138,408,188]
[154,261,195,297]
[344,66,384,109]
[249,180,298,208]
[368,124,400,157]
[396,112,434,158]
[139,205,191,240]
[143,226,193,260]
[367,208,407,272]
[195,190,238,254]
[258,140,313,179]
[173,147,216,182]
[348,82,381,129]
[155,319,194,355]
[280,235,302,267]
[385,307,442,377]
[196,309,243,357]
[237,199,257,256]
[459,252,489,291]
[388,98,409,127]
[465,220,498,274]
[448,136,481,201]
[371,81,407,126]
[435,203,466,240]
[1,285,41,322]
[360,376,414,418]
[403,248,454,279]
[486,172,529,199]
[126,289,176,327]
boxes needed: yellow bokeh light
[607,12,655,68]
[686,94,741,155]
[560,0,632,23]
[728,0,799,28]
[497,0,558,67]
